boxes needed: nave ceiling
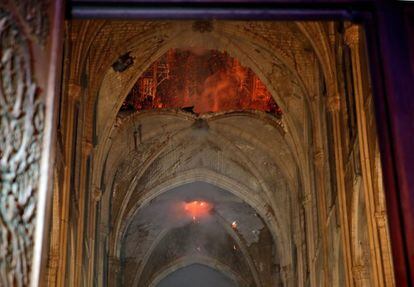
[51,18,394,287]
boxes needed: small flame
[231,221,238,229]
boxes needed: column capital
[280,264,292,281]
[375,211,387,228]
[313,149,325,167]
[328,32,336,46]
[326,94,341,112]
[68,82,82,101]
[302,193,312,206]
[82,139,93,156]
[344,25,360,47]
[93,185,102,202]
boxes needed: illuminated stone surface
[44,20,396,287]
[121,49,283,118]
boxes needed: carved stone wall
[0,1,55,286]
[0,8,43,287]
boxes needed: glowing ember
[120,49,283,118]
[231,221,238,229]
[184,200,212,220]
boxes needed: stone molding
[327,95,341,112]
[345,25,360,47]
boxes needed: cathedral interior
[43,19,396,287]
[3,0,413,285]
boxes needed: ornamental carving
[15,0,50,45]
[344,25,360,47]
[0,8,44,286]
[326,94,341,112]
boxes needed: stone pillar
[280,264,294,287]
[86,185,102,286]
[375,210,395,287]
[73,137,93,286]
[108,256,121,286]
[353,265,370,287]
[345,24,394,287]
[326,90,354,287]
[47,254,60,286]
[96,221,110,286]
[55,82,82,287]
[302,191,317,287]
[312,144,329,287]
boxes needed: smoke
[124,182,265,260]
[157,263,238,287]
[121,48,282,117]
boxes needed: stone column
[353,264,370,287]
[375,210,395,286]
[326,91,354,287]
[314,149,330,287]
[108,256,121,286]
[345,24,394,287]
[56,82,82,287]
[47,254,59,286]
[85,185,103,286]
[280,264,294,287]
[302,191,317,287]
[73,137,93,286]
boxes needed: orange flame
[184,200,212,220]
[121,49,283,119]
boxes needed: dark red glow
[120,49,282,118]
[183,200,212,220]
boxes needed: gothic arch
[148,257,249,287]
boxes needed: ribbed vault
[124,182,270,287]
[46,15,397,287]
[101,110,301,286]
[72,20,336,287]
[88,21,318,196]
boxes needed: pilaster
[56,82,83,287]
[326,89,354,287]
[345,23,394,287]
[353,264,370,287]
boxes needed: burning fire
[184,200,212,221]
[121,49,283,118]
[231,221,238,229]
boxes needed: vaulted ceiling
[67,19,336,286]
